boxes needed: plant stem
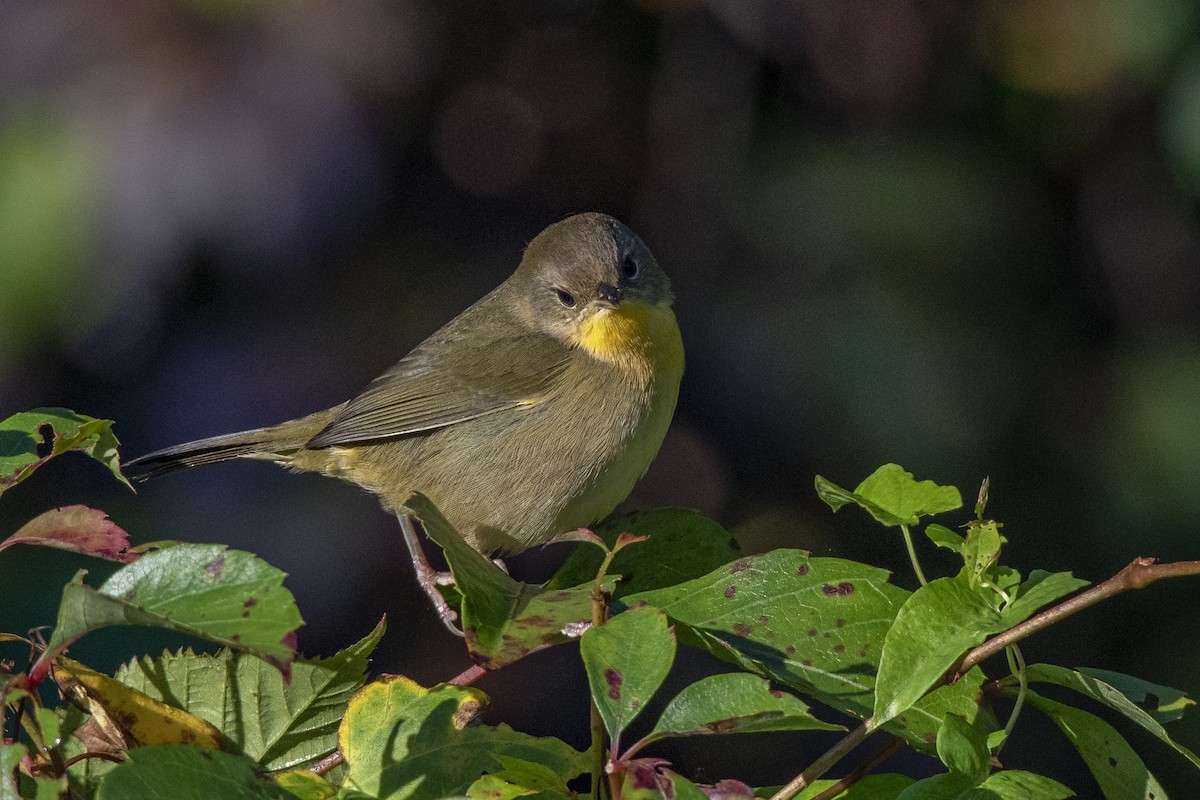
[589,551,615,800]
[808,736,905,800]
[768,721,873,800]
[958,557,1200,674]
[900,525,928,586]
[448,664,486,686]
[996,644,1026,757]
[772,556,1200,800]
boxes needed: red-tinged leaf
[0,506,137,562]
[0,408,131,494]
[545,529,609,552]
[613,532,651,554]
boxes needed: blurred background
[2,0,1200,793]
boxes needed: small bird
[129,213,684,629]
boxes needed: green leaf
[271,770,339,800]
[629,551,989,750]
[114,619,384,770]
[0,408,130,494]
[925,524,962,552]
[340,676,586,800]
[973,771,1073,799]
[1024,663,1200,770]
[961,521,1004,587]
[874,576,1004,725]
[0,505,137,562]
[95,745,290,800]
[1026,690,1166,800]
[38,545,302,681]
[794,773,915,799]
[896,769,1073,800]
[580,604,675,741]
[1079,667,1195,723]
[467,755,573,800]
[1,743,23,800]
[1001,571,1089,625]
[546,509,740,598]
[409,494,601,669]
[816,465,962,527]
[642,673,840,747]
[935,713,989,784]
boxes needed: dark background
[3,0,1200,794]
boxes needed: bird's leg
[396,512,465,637]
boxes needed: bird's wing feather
[305,326,570,448]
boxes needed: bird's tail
[125,428,280,480]
[126,410,337,481]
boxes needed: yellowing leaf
[54,657,222,750]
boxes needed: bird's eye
[555,289,577,308]
[622,253,639,279]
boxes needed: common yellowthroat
[130,213,684,626]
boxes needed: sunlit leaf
[642,673,840,748]
[271,770,339,800]
[0,408,130,494]
[874,576,1004,725]
[581,604,675,741]
[37,545,302,682]
[793,773,915,798]
[1001,571,1089,625]
[340,676,586,800]
[816,465,962,527]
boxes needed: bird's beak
[595,282,622,309]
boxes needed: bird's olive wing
[304,330,570,449]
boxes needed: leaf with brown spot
[54,657,222,750]
[580,605,675,741]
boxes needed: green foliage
[2,408,1199,800]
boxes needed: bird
[128,212,684,630]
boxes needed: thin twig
[61,751,125,769]
[768,721,872,800]
[958,557,1200,674]
[770,556,1200,800]
[809,736,906,800]
[448,664,487,686]
[307,750,344,776]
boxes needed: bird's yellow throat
[574,301,684,383]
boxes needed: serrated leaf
[1024,663,1200,770]
[581,604,675,741]
[36,545,302,682]
[874,576,1005,725]
[1001,571,1089,626]
[628,551,990,751]
[114,619,384,770]
[642,673,840,747]
[0,408,130,494]
[1027,690,1166,800]
[340,676,586,800]
[816,465,962,527]
[547,509,740,598]
[53,657,222,749]
[95,745,291,800]
[409,494,602,668]
[0,506,137,562]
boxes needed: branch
[770,557,1200,800]
[958,557,1200,674]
